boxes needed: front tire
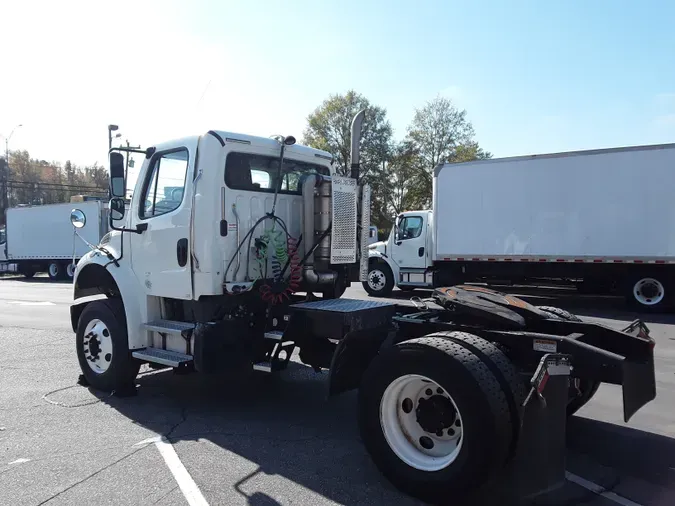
[358,335,520,503]
[362,262,394,297]
[76,298,140,392]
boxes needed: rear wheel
[65,262,76,280]
[47,261,63,281]
[358,334,521,503]
[362,262,394,297]
[76,298,140,392]
[626,275,670,312]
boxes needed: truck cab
[69,123,371,388]
[364,210,434,296]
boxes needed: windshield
[225,152,329,194]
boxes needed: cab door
[391,214,428,270]
[128,141,196,300]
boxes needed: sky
[1,0,674,186]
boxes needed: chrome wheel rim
[633,278,664,306]
[83,319,113,374]
[48,263,60,278]
[380,374,463,471]
[368,269,387,292]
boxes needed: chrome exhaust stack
[302,109,370,289]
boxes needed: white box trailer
[365,142,675,311]
[1,201,108,280]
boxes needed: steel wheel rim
[66,263,76,278]
[83,319,114,374]
[48,263,60,277]
[368,269,387,292]
[380,374,463,471]
[633,278,664,306]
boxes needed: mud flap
[621,319,656,422]
[326,326,391,398]
[474,353,572,504]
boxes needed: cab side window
[398,216,423,240]
[140,149,189,219]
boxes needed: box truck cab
[365,210,434,295]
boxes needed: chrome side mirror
[70,209,86,229]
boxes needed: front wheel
[358,335,519,503]
[362,262,394,297]
[76,298,140,392]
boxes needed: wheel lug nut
[436,430,443,437]
[455,419,461,427]
[425,388,433,396]
[448,428,455,436]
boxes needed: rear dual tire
[358,332,525,503]
[47,261,76,281]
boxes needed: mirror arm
[109,218,146,235]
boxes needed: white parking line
[566,471,642,506]
[6,301,55,306]
[135,436,209,506]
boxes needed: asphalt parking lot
[1,277,674,505]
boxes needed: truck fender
[367,250,400,282]
[71,254,147,350]
[327,325,393,397]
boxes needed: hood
[368,240,387,254]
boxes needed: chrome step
[264,330,284,341]
[253,362,272,373]
[143,320,196,335]
[132,348,193,367]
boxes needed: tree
[404,96,492,207]
[303,90,393,180]
[379,141,426,217]
[4,150,108,208]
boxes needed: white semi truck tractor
[69,115,656,503]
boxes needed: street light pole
[108,124,119,151]
[123,139,141,197]
[2,124,22,221]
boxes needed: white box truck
[1,200,108,280]
[365,142,675,311]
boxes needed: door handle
[418,247,424,257]
[177,238,188,267]
[395,241,402,246]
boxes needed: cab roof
[207,130,334,162]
